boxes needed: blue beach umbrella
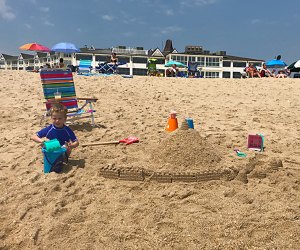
[51,42,80,53]
[265,59,287,68]
[165,60,187,67]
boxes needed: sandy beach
[0,71,299,249]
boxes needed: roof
[0,53,18,60]
[36,52,48,57]
[79,48,112,54]
[223,55,264,62]
[19,53,34,59]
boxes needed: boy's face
[51,112,66,128]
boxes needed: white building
[0,40,264,78]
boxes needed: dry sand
[0,71,299,249]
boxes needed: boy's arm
[70,140,79,149]
[31,134,46,145]
[66,140,79,149]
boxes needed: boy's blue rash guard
[37,124,77,146]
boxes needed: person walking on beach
[31,103,79,168]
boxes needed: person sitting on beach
[43,63,51,69]
[58,58,65,68]
[31,103,79,161]
[276,70,287,78]
[246,63,261,78]
[110,53,118,65]
[259,63,274,77]
[166,64,178,77]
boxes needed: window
[117,68,130,75]
[118,56,130,63]
[205,72,219,78]
[132,57,148,63]
[189,56,196,62]
[76,54,92,60]
[223,71,231,78]
[233,72,242,78]
[233,61,246,67]
[133,68,147,76]
[206,57,220,67]
[253,62,261,67]
[170,55,187,64]
[96,55,109,62]
[156,58,165,64]
[197,57,205,66]
[223,61,231,67]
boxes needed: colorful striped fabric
[40,69,78,110]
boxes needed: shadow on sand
[61,159,86,173]
[69,122,106,132]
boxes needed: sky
[0,0,299,64]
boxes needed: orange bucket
[166,117,178,132]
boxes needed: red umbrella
[19,43,50,52]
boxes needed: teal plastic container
[44,139,61,152]
[42,147,67,173]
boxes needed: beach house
[73,40,263,78]
[0,40,264,78]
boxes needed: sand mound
[151,129,222,171]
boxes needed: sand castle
[100,129,236,182]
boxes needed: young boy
[31,103,79,157]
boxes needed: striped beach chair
[40,68,98,125]
[77,59,92,74]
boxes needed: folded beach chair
[188,62,200,77]
[40,68,98,125]
[77,59,92,74]
[147,59,159,76]
[97,62,117,74]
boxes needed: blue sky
[0,0,299,64]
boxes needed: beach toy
[42,147,67,173]
[234,149,247,158]
[166,111,178,132]
[43,139,61,152]
[185,118,194,129]
[247,134,264,152]
[180,120,189,130]
[82,136,140,147]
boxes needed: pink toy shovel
[82,136,139,147]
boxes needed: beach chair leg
[89,102,95,126]
[40,112,49,127]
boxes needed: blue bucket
[42,147,67,174]
[185,118,194,129]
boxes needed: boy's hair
[50,103,67,117]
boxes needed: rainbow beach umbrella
[19,43,50,52]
